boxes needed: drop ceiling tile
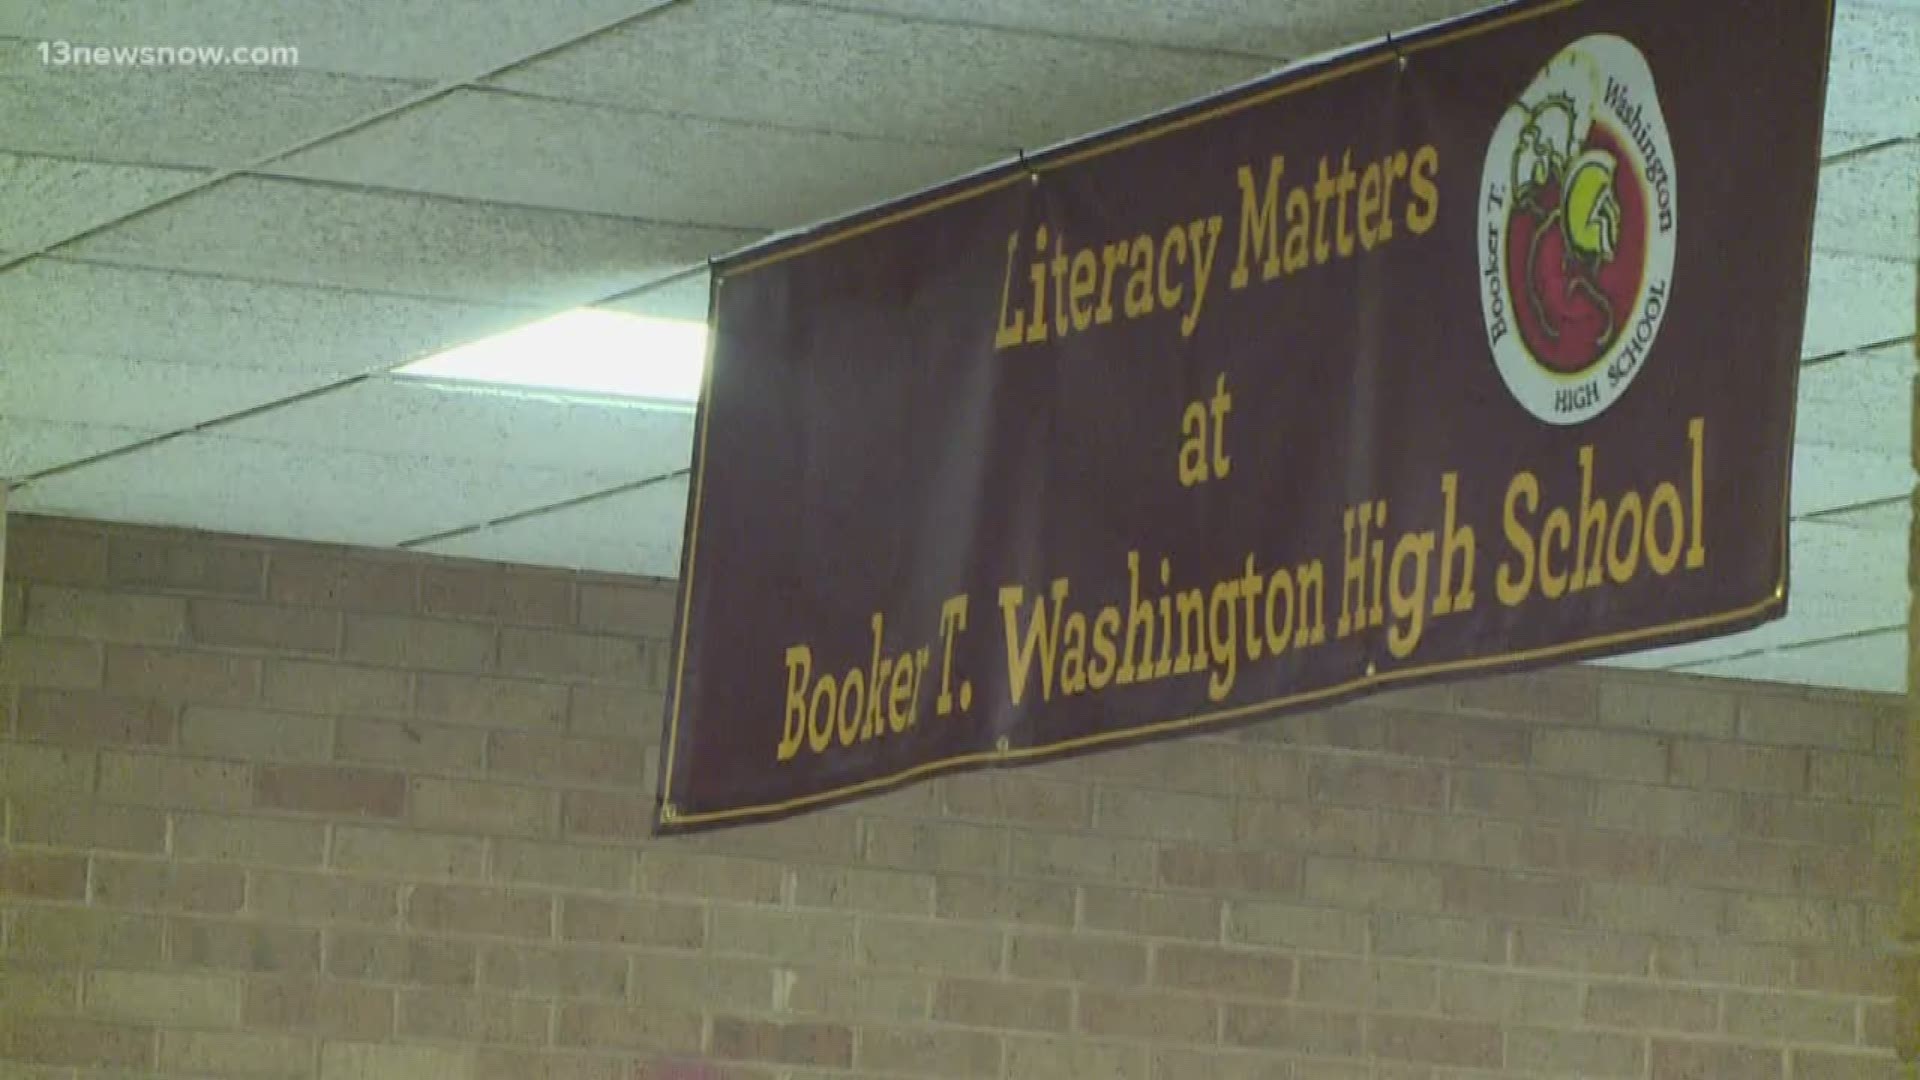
[64,176,749,306]
[271,89,1002,228]
[3,352,325,431]
[1800,252,1917,357]
[0,52,423,168]
[213,379,695,477]
[0,152,204,253]
[416,474,688,577]
[1813,142,1920,261]
[0,419,163,480]
[598,272,710,323]
[11,435,632,548]
[1824,2,1920,153]
[0,0,666,82]
[0,258,532,380]
[488,1,1274,148]
[817,0,1491,58]
[1677,629,1903,694]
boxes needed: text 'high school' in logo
[1478,34,1677,426]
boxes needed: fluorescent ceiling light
[394,308,706,404]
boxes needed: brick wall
[0,514,1906,1079]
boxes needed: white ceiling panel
[1796,343,1912,453]
[1677,629,1904,693]
[10,435,634,548]
[63,176,750,307]
[1810,499,1910,531]
[210,379,695,478]
[488,1,1275,149]
[0,152,203,255]
[3,353,325,433]
[1790,444,1914,517]
[416,474,689,577]
[271,89,1004,228]
[817,0,1490,58]
[0,0,666,82]
[1825,1,1920,154]
[0,259,531,379]
[1812,142,1920,261]
[0,50,423,168]
[598,272,710,323]
[1800,252,1918,357]
[0,419,164,481]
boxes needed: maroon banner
[656,0,1832,832]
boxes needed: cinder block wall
[0,514,1904,1079]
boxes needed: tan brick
[0,971,78,1015]
[478,943,622,999]
[556,1001,703,1054]
[857,918,1001,976]
[1670,739,1810,794]
[320,1041,475,1080]
[1091,786,1236,843]
[100,750,250,809]
[1433,968,1581,1024]
[425,565,574,627]
[1726,895,1863,945]
[709,907,854,966]
[1532,727,1669,781]
[250,870,398,926]
[0,637,104,689]
[399,989,550,1045]
[1227,900,1366,953]
[110,535,263,595]
[1005,1034,1148,1080]
[1297,957,1434,1012]
[1507,1027,1647,1077]
[175,813,328,866]
[1512,925,1653,975]
[1863,999,1896,1049]
[1663,837,1800,893]
[1651,1039,1785,1079]
[1150,1046,1310,1080]
[1593,782,1738,838]
[27,585,185,643]
[1382,812,1551,871]
[330,929,473,986]
[173,918,319,973]
[1583,981,1720,1032]
[491,730,650,787]
[855,1025,1000,1076]
[84,969,239,1025]
[262,659,410,716]
[1062,737,1252,795]
[15,688,174,746]
[1155,846,1299,896]
[863,818,1005,874]
[1078,987,1215,1043]
[1371,911,1504,963]
[1450,768,1591,822]
[1652,938,1795,987]
[1790,1050,1909,1079]
[268,552,417,613]
[1237,801,1380,855]
[159,1030,312,1078]
[410,884,553,939]
[500,628,645,682]
[492,838,630,892]
[1588,882,1726,936]
[0,850,86,899]
[1739,694,1877,751]
[1441,866,1581,921]
[344,613,495,672]
[1302,857,1442,912]
[1007,932,1146,986]
[682,809,859,863]
[710,1017,850,1067]
[1222,1002,1363,1056]
[182,706,332,761]
[243,976,395,1039]
[933,977,1071,1031]
[1312,758,1446,809]
[1724,990,1858,1044]
[1009,830,1155,884]
[1383,710,1529,765]
[1809,751,1902,806]
[559,789,654,840]
[332,824,486,879]
[567,684,663,739]
[638,850,786,906]
[560,896,703,949]
[336,717,486,771]
[12,519,108,584]
[189,599,338,654]
[254,763,403,817]
[575,581,672,635]
[6,1017,154,1068]
[1244,705,1389,752]
[1742,797,1875,845]
[0,744,95,800]
[1598,676,1737,737]
[630,953,775,1013]
[11,799,166,849]
[1368,1014,1501,1067]
[1794,947,1903,995]
[420,672,569,730]
[944,773,1090,828]
[106,644,260,704]
[1455,667,1598,722]
[6,907,162,968]
[786,968,931,1023]
[935,874,1075,927]
[473,1050,634,1080]
[1083,885,1221,941]
[1153,944,1293,1000]
[413,776,557,836]
[94,857,243,912]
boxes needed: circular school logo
[1478,34,1676,425]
